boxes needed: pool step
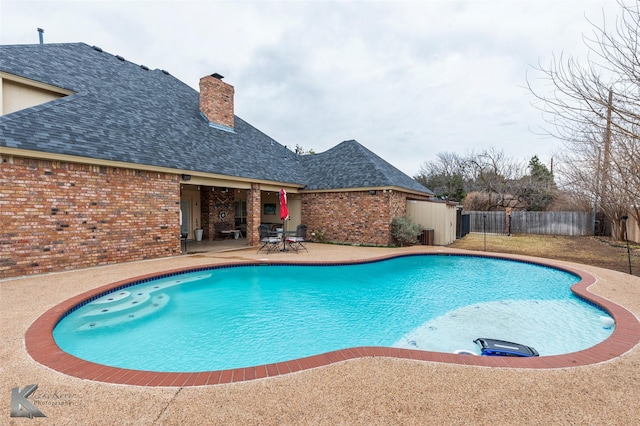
[81,291,152,319]
[74,272,212,331]
[76,293,169,331]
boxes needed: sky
[0,0,624,177]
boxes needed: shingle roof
[301,140,433,193]
[0,42,432,195]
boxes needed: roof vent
[161,70,170,75]
[37,28,44,45]
[92,45,103,52]
[140,65,149,71]
[115,55,125,61]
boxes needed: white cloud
[1,0,623,176]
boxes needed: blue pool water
[53,255,614,372]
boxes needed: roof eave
[0,147,306,191]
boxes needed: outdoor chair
[258,224,281,254]
[286,224,308,253]
[180,233,188,253]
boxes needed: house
[0,42,436,279]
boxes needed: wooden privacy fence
[464,211,593,236]
[467,211,507,235]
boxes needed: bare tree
[414,152,467,201]
[528,0,640,237]
[608,130,640,237]
[465,148,528,210]
[417,149,556,211]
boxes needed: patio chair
[286,224,308,253]
[180,233,188,254]
[258,224,281,254]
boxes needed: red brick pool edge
[25,253,640,387]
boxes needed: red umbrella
[279,188,289,222]
[279,189,289,250]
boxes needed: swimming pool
[52,254,613,372]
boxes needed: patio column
[201,188,214,240]
[246,183,261,246]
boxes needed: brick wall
[199,74,235,129]
[246,184,261,246]
[201,187,235,240]
[301,190,408,246]
[1,155,181,279]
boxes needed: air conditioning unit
[419,229,434,245]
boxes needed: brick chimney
[199,73,234,129]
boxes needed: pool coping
[25,252,640,387]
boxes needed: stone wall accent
[301,190,408,246]
[0,155,180,279]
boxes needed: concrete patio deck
[2,243,639,424]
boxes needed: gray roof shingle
[301,140,433,193]
[0,42,432,195]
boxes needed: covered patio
[180,183,302,248]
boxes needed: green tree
[522,156,557,211]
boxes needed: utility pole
[593,148,601,235]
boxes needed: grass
[448,233,639,277]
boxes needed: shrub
[391,216,422,247]
[312,228,326,243]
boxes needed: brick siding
[301,190,408,246]
[1,154,428,278]
[1,155,180,279]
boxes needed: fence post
[483,214,487,251]
[622,215,632,275]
